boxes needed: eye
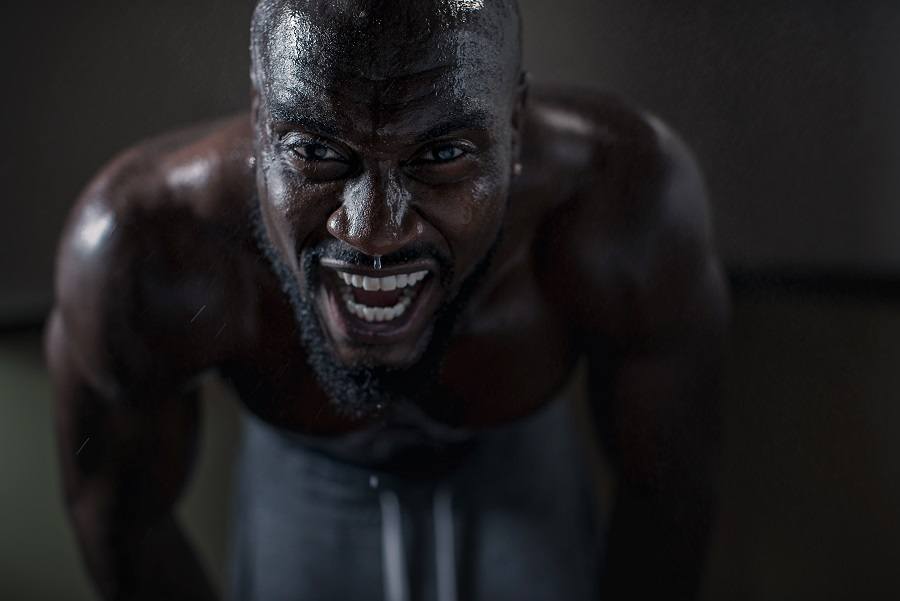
[280,134,353,181]
[404,140,478,184]
[419,144,467,163]
[292,141,345,162]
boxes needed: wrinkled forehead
[253,1,519,125]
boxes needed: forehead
[257,2,516,131]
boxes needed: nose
[326,168,421,257]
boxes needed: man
[47,0,728,599]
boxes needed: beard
[251,203,500,423]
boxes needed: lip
[317,259,443,349]
[319,257,439,279]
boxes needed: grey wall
[522,0,900,271]
[1,2,254,323]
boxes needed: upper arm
[46,160,204,508]
[46,307,201,516]
[550,109,729,484]
[52,150,245,401]
[53,179,148,399]
[549,110,728,348]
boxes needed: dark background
[1,1,898,599]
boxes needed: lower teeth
[342,288,415,323]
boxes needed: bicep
[589,321,725,491]
[580,118,730,484]
[46,309,202,519]
[55,165,243,399]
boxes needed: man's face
[251,2,521,413]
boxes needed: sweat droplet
[374,255,382,270]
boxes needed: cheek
[258,160,336,252]
[460,178,507,236]
[426,174,508,268]
[256,148,293,222]
[261,166,292,214]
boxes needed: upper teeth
[338,270,428,291]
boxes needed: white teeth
[381,275,397,291]
[335,268,427,323]
[344,296,411,323]
[337,270,429,290]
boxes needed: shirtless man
[46,1,728,599]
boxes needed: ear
[511,70,531,168]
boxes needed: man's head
[249,0,526,417]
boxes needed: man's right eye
[292,142,345,162]
[280,135,353,181]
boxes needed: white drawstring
[380,490,409,601]
[379,485,458,601]
[433,486,458,601]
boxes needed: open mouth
[318,258,442,346]
[337,270,428,322]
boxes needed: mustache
[306,239,453,276]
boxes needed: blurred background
[2,0,899,599]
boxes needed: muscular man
[47,1,728,599]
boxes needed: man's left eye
[421,144,466,163]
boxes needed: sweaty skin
[47,2,728,599]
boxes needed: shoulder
[52,115,258,397]
[526,86,726,345]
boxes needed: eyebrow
[414,109,492,144]
[270,104,493,144]
[269,107,343,139]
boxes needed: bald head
[250,0,522,105]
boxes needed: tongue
[352,288,403,307]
